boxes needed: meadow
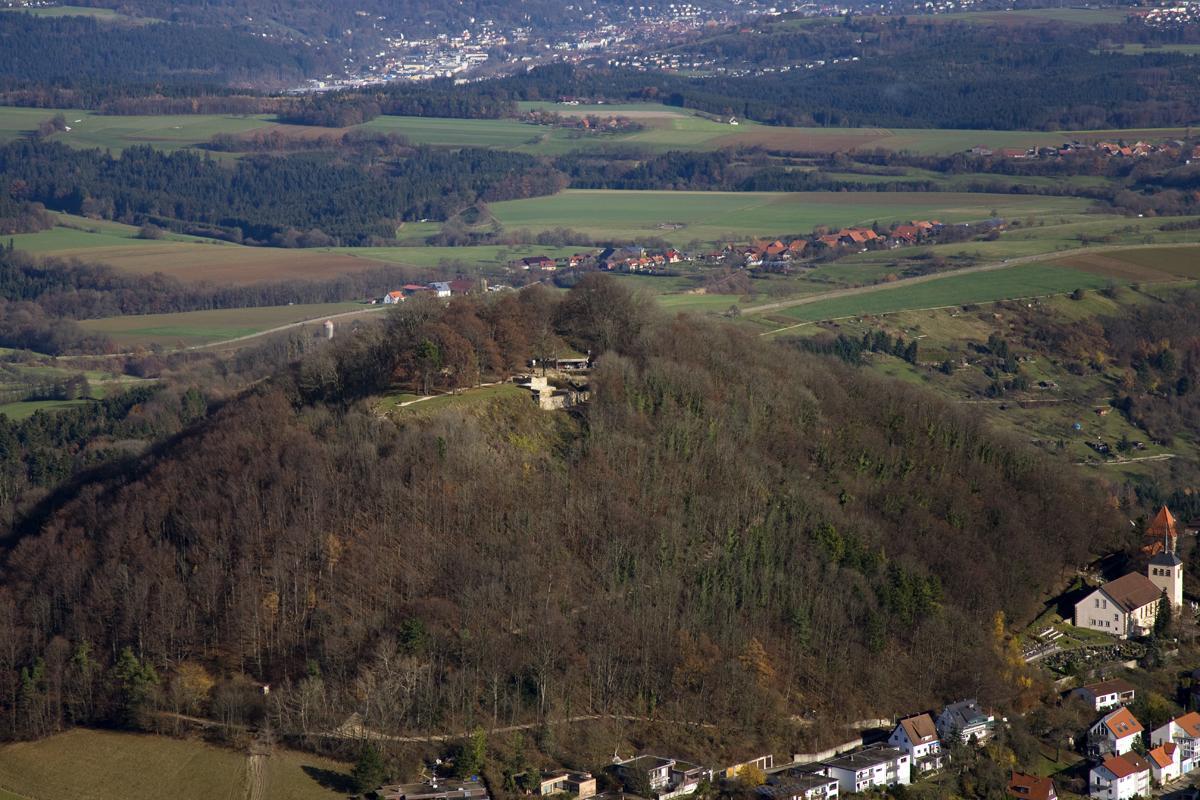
[0,103,1190,157]
[486,190,1092,245]
[0,4,133,19]
[763,262,1115,324]
[0,728,349,800]
[9,215,394,283]
[79,302,378,348]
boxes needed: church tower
[1148,507,1184,610]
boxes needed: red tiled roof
[1008,772,1055,800]
[1173,711,1200,738]
[1149,743,1176,769]
[1100,707,1144,739]
[1100,752,1149,779]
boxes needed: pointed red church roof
[1143,506,1179,556]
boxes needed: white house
[936,699,996,744]
[756,775,839,800]
[429,282,452,298]
[1089,752,1150,800]
[1150,711,1200,775]
[1074,569,1169,639]
[1071,679,1137,713]
[382,290,405,305]
[1148,742,1180,785]
[818,746,910,793]
[1088,708,1143,757]
[887,713,945,774]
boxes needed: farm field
[0,728,349,800]
[486,190,1092,245]
[0,108,274,151]
[0,104,1189,158]
[763,262,1115,324]
[1050,245,1200,281]
[334,243,584,272]
[0,4,134,18]
[8,216,395,283]
[79,302,376,348]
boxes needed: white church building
[1074,514,1182,639]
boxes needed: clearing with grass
[79,302,379,348]
[0,728,349,800]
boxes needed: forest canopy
[0,279,1124,743]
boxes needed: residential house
[817,746,910,793]
[538,771,597,799]
[448,278,478,296]
[756,775,838,800]
[1088,752,1150,800]
[429,281,452,298]
[936,699,997,744]
[889,224,921,245]
[887,713,945,774]
[1073,570,1165,638]
[517,256,557,271]
[1148,742,1180,785]
[1008,772,1056,800]
[383,290,405,305]
[378,781,490,800]
[1071,679,1137,713]
[1087,708,1143,757]
[612,755,711,799]
[1150,712,1200,775]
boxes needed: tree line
[1,138,566,246]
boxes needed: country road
[190,306,389,351]
[742,239,1200,324]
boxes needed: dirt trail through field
[747,241,1200,328]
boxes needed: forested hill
[0,13,327,88]
[0,280,1125,743]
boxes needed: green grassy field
[8,214,398,283]
[1096,43,1200,55]
[80,302,376,348]
[918,7,1132,25]
[334,243,585,272]
[0,108,274,151]
[0,4,131,18]
[486,190,1091,245]
[0,103,1190,157]
[766,263,1114,323]
[0,728,349,800]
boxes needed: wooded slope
[0,282,1122,741]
